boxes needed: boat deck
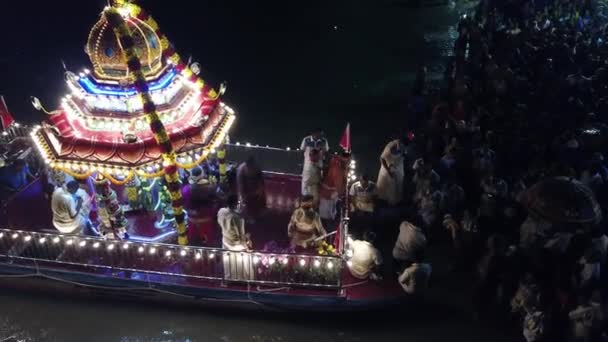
[0,172,405,310]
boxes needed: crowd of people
[341,0,608,340]
[281,0,608,340]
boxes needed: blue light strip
[77,69,177,97]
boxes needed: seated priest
[288,195,327,251]
[347,231,383,280]
[51,181,91,235]
[236,156,266,217]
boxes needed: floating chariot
[0,1,405,311]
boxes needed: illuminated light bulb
[84,69,90,74]
[24,236,32,242]
[282,257,289,265]
[149,247,157,255]
[138,246,145,254]
[11,233,18,239]
[79,240,87,247]
[299,259,306,267]
[180,249,187,257]
[269,257,276,265]
[122,243,129,250]
[235,142,240,146]
[107,244,115,251]
[246,142,251,147]
[53,237,60,244]
[314,259,321,268]
[347,261,353,267]
[327,261,334,269]
[0,233,4,239]
[93,242,100,249]
[208,253,215,259]
[66,239,74,245]
[195,253,202,260]
[38,237,46,244]
[165,250,172,257]
[253,255,259,264]
[14,123,20,128]
[286,147,291,151]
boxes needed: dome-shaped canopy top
[86,13,164,81]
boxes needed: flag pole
[339,122,351,256]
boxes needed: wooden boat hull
[0,263,407,313]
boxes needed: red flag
[339,122,351,152]
[0,96,14,130]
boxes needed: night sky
[1,1,336,122]
[0,0,457,168]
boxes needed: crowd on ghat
[290,0,608,341]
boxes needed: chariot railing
[0,229,342,289]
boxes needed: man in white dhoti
[300,129,329,170]
[217,195,253,280]
[51,181,89,235]
[301,149,322,204]
[348,231,382,280]
[288,195,327,250]
[376,138,405,206]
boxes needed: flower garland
[105,7,188,245]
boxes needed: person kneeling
[348,231,382,280]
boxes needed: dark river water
[0,1,520,341]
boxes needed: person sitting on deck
[236,156,266,217]
[51,181,91,235]
[393,221,427,272]
[288,195,327,250]
[348,231,383,280]
[398,249,432,295]
[217,195,251,251]
[301,149,322,205]
[188,166,208,186]
[348,174,376,237]
[0,159,34,192]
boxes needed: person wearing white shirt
[398,250,431,295]
[300,129,329,171]
[393,221,427,269]
[568,295,603,342]
[217,195,251,251]
[349,174,376,214]
[217,195,253,280]
[51,181,89,235]
[347,231,382,280]
[376,138,405,206]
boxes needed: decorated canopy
[31,1,235,185]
